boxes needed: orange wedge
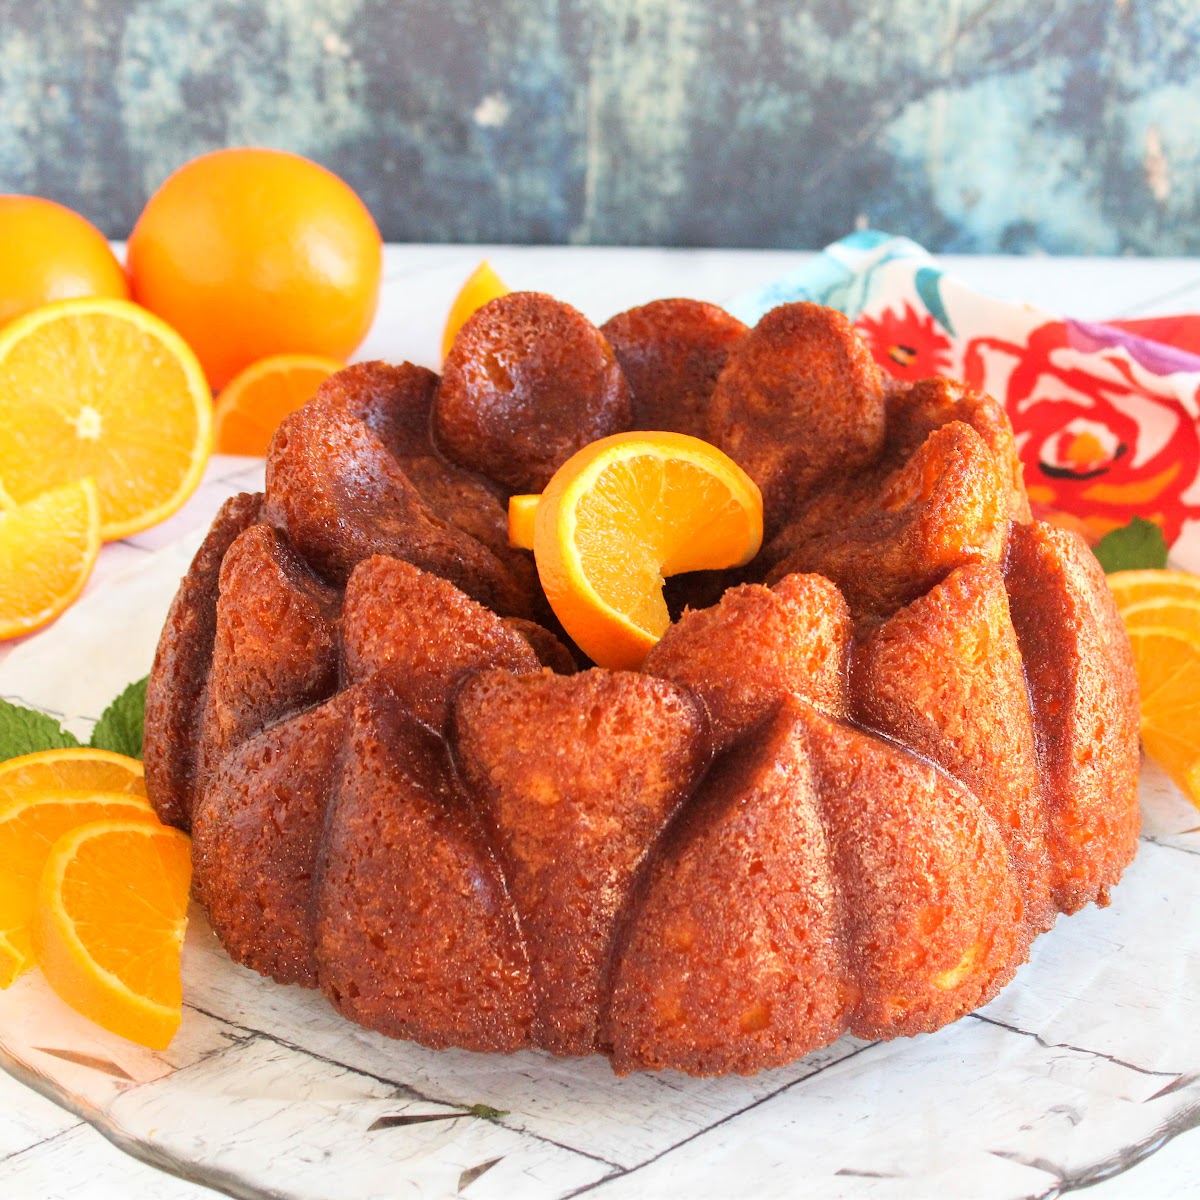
[0,297,212,540]
[442,260,509,360]
[1108,569,1200,609]
[34,818,192,1049]
[1126,625,1200,807]
[0,478,100,639]
[213,353,343,455]
[522,432,763,670]
[0,789,155,987]
[0,748,145,805]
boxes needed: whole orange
[0,197,130,328]
[127,148,382,389]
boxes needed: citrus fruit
[0,790,155,987]
[442,261,509,361]
[128,148,382,389]
[0,196,130,329]
[213,353,343,455]
[523,432,763,670]
[1119,596,1200,640]
[1126,625,1200,807]
[1108,569,1200,609]
[0,298,212,540]
[0,748,145,805]
[508,492,539,550]
[0,478,100,640]
[33,818,192,1049]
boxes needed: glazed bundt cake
[143,294,1141,1076]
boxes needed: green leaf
[0,698,81,762]
[89,677,148,759]
[1093,516,1169,574]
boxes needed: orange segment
[0,297,212,540]
[530,432,763,670]
[0,748,145,804]
[0,478,100,640]
[1108,569,1200,609]
[1119,596,1200,640]
[213,353,343,456]
[33,818,192,1049]
[508,492,540,550]
[1126,625,1200,807]
[442,261,509,361]
[0,790,155,987]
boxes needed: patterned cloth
[732,232,1200,570]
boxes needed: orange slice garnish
[1126,625,1200,807]
[0,478,100,640]
[514,432,763,670]
[33,818,192,1049]
[213,353,343,456]
[442,261,509,361]
[1108,568,1200,609]
[0,748,145,804]
[0,789,155,987]
[0,297,212,540]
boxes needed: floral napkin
[732,232,1200,572]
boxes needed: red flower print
[856,301,952,380]
[962,321,1200,545]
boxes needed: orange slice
[1119,596,1200,640]
[0,748,145,805]
[0,789,155,987]
[508,492,540,550]
[0,297,212,540]
[523,432,763,670]
[442,260,509,360]
[1126,625,1200,807]
[213,353,343,456]
[0,478,100,639]
[1108,569,1200,609]
[33,818,191,1049]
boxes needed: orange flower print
[962,322,1200,545]
[856,301,952,380]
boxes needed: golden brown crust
[453,669,709,1056]
[315,686,534,1051]
[264,366,535,616]
[600,298,747,440]
[342,555,541,732]
[192,692,352,986]
[435,292,633,492]
[143,491,263,831]
[800,705,1028,1039]
[194,524,341,795]
[643,573,851,754]
[853,563,1055,931]
[608,699,853,1075]
[708,302,887,536]
[767,421,1008,621]
[1004,522,1142,912]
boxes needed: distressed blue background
[1,0,1198,252]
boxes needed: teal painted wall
[1,0,1198,252]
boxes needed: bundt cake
[143,294,1141,1077]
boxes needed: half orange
[0,298,212,540]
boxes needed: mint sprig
[89,678,149,759]
[0,675,149,764]
[1093,516,1169,574]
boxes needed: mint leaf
[0,698,81,762]
[1093,516,1169,574]
[89,677,148,760]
